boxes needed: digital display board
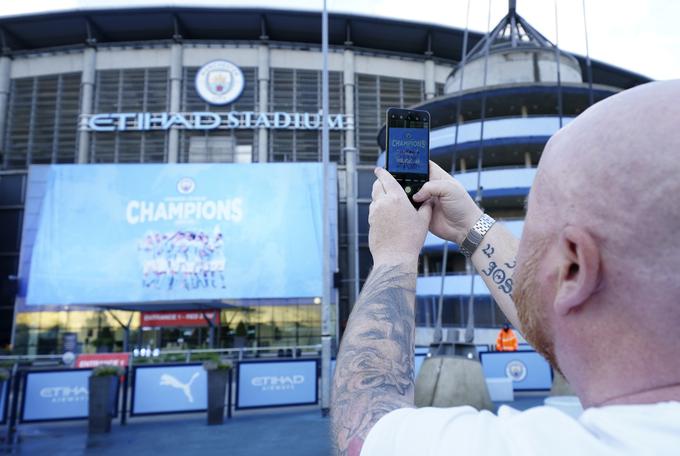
[21,369,94,422]
[131,364,207,415]
[237,359,318,409]
[480,351,553,391]
[22,163,337,306]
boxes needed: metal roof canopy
[0,6,650,89]
[17,297,317,313]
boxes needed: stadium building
[0,5,650,355]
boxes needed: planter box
[88,375,117,434]
[206,369,229,425]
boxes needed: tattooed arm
[331,168,432,456]
[413,161,521,329]
[473,224,521,329]
[331,264,417,456]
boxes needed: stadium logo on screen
[195,60,245,105]
[40,386,88,403]
[251,375,305,392]
[160,372,200,403]
[177,177,196,195]
[505,360,527,382]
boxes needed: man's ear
[553,226,601,316]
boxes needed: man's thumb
[413,181,452,202]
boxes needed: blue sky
[2,0,679,81]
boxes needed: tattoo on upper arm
[331,265,417,456]
[480,246,516,295]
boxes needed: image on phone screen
[386,108,430,206]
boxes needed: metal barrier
[0,345,323,441]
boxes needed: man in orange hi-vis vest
[496,323,518,351]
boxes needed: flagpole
[320,0,332,416]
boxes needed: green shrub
[91,365,124,377]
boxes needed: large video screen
[131,364,207,415]
[22,163,336,306]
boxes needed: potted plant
[203,356,232,425]
[88,365,122,434]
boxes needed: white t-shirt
[362,402,680,456]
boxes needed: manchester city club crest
[195,60,245,105]
[505,360,528,382]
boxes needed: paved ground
[6,396,547,455]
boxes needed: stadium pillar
[343,48,355,150]
[0,56,11,155]
[77,47,96,164]
[425,59,436,100]
[168,43,183,163]
[257,43,270,163]
[344,147,360,305]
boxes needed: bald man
[330,80,680,455]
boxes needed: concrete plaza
[10,396,547,455]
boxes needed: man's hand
[412,161,482,245]
[369,168,432,267]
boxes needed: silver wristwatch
[459,214,496,258]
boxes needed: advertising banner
[236,359,318,409]
[141,310,219,328]
[21,369,93,422]
[131,364,207,415]
[480,351,553,391]
[23,163,336,306]
[0,379,7,424]
[75,353,130,368]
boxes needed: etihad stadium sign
[81,59,352,132]
[80,110,353,132]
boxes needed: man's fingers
[416,199,433,225]
[374,167,404,195]
[412,180,454,202]
[371,179,386,201]
[428,160,452,181]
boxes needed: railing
[430,115,575,150]
[0,344,323,366]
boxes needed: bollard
[415,356,494,411]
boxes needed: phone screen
[386,108,430,206]
[387,124,429,175]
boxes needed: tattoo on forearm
[480,246,516,295]
[331,265,417,456]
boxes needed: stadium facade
[0,6,650,355]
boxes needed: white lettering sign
[251,375,305,391]
[126,198,243,225]
[40,386,89,403]
[81,111,353,132]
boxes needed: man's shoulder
[362,402,680,456]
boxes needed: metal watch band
[459,214,496,258]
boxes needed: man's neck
[595,382,680,407]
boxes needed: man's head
[512,80,680,406]
[503,323,510,332]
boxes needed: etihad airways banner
[22,163,336,306]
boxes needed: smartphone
[385,108,430,208]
